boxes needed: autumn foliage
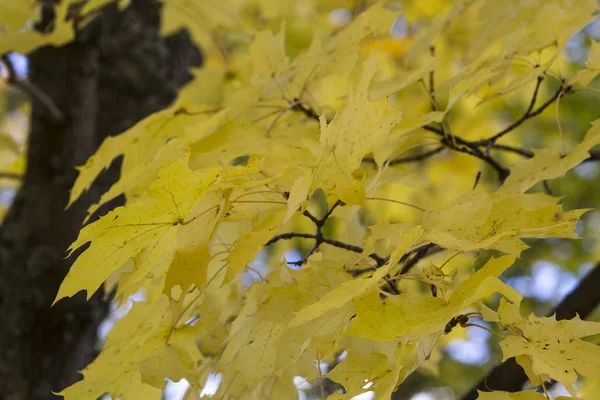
[5,0,600,398]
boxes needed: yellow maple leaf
[57,295,195,399]
[311,53,402,205]
[326,351,391,397]
[423,191,588,256]
[571,40,600,86]
[347,256,519,342]
[68,106,216,215]
[289,226,422,327]
[322,3,399,76]
[417,114,600,257]
[498,296,600,394]
[55,155,222,303]
[0,2,74,55]
[120,370,162,400]
[223,208,286,283]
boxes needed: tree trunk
[0,1,201,398]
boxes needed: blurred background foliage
[0,60,26,222]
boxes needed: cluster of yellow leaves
[473,291,600,398]
[0,0,132,55]
[20,0,599,398]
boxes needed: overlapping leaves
[40,0,600,398]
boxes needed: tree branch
[440,136,511,183]
[418,81,574,184]
[399,243,442,274]
[461,261,600,400]
[292,97,320,121]
[264,232,317,246]
[266,200,387,268]
[0,172,23,180]
[422,125,511,182]
[391,147,445,165]
[302,209,320,225]
[475,83,566,145]
[428,46,439,112]
[490,143,534,158]
[363,147,445,167]
[1,54,64,122]
[265,232,387,267]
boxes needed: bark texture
[0,1,201,398]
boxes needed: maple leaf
[311,53,402,205]
[289,226,423,327]
[55,154,223,303]
[0,2,74,54]
[498,295,600,394]
[347,256,520,342]
[57,295,201,400]
[571,40,600,86]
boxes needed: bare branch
[302,209,320,225]
[363,147,445,167]
[476,82,565,145]
[0,172,22,180]
[423,124,445,136]
[292,97,320,121]
[390,147,445,165]
[490,143,534,158]
[264,232,316,247]
[1,54,64,122]
[428,46,439,112]
[440,136,511,183]
[423,125,510,182]
[269,200,386,267]
[399,243,442,274]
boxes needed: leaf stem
[366,197,426,212]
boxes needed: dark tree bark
[0,1,201,398]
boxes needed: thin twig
[399,243,442,275]
[321,200,343,223]
[366,197,426,212]
[423,125,510,182]
[472,171,482,190]
[264,232,316,247]
[422,124,445,135]
[556,91,566,154]
[440,136,511,183]
[0,172,22,180]
[291,97,320,121]
[265,229,387,266]
[429,46,439,112]
[542,180,552,195]
[363,147,444,166]
[390,147,445,165]
[1,54,64,122]
[490,143,533,158]
[302,209,320,225]
[298,200,345,264]
[320,237,387,266]
[317,351,326,400]
[476,85,563,145]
